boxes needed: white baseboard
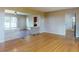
[45,31,65,36]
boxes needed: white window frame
[4,14,18,30]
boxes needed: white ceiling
[30,7,73,12]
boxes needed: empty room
[0,7,79,52]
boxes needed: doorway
[65,12,76,40]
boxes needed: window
[11,17,17,29]
[4,16,17,30]
[4,16,10,30]
[26,17,30,27]
[72,16,76,29]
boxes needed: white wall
[27,15,45,33]
[0,13,5,43]
[17,15,26,30]
[5,29,21,41]
[45,11,65,35]
[34,15,45,33]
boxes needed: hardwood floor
[0,33,79,52]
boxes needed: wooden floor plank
[0,33,79,52]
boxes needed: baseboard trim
[43,32,65,36]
